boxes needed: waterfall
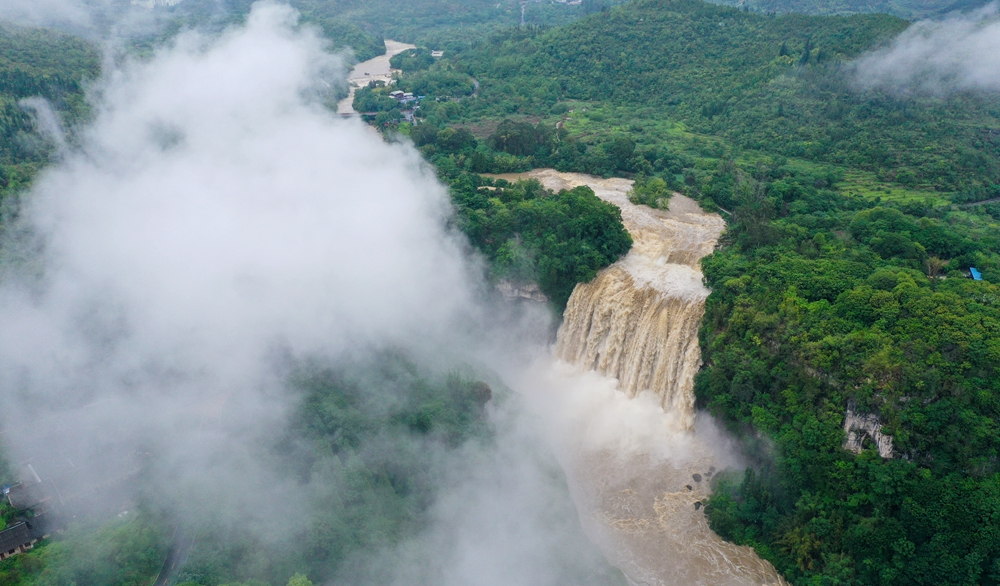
[553,171,724,431]
[556,267,707,430]
[504,169,786,586]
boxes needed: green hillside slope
[0,24,98,196]
[374,2,1000,583]
[707,0,990,20]
[448,0,999,195]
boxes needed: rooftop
[0,517,46,554]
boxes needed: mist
[853,2,1000,95]
[0,0,94,28]
[0,2,625,583]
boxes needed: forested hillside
[365,1,1000,582]
[148,0,625,54]
[0,17,631,586]
[696,159,1000,585]
[707,0,990,20]
[439,0,999,196]
[5,0,1000,584]
[289,0,626,44]
[0,357,506,585]
[0,24,98,197]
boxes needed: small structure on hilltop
[971,267,983,281]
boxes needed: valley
[1,0,1000,585]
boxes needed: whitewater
[506,169,786,586]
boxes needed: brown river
[337,40,416,115]
[501,169,788,586]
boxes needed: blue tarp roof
[971,267,983,281]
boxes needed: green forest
[3,0,1000,584]
[0,11,629,586]
[0,356,504,585]
[0,24,97,197]
[368,0,1000,583]
[707,0,988,20]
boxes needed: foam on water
[504,170,786,586]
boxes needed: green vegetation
[389,47,436,72]
[446,174,633,307]
[628,174,673,209]
[0,24,98,198]
[0,356,501,586]
[386,0,999,201]
[5,0,1000,583]
[302,0,629,47]
[708,0,989,20]
[693,157,1000,584]
[0,15,631,585]
[159,358,499,585]
[0,512,168,586]
[370,1,1000,582]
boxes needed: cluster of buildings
[389,90,419,105]
[0,449,145,562]
[1,477,51,561]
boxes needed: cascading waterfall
[556,266,705,430]
[554,172,724,431]
[503,169,786,586]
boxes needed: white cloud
[0,5,629,584]
[853,2,1000,95]
[0,0,479,534]
[0,0,96,28]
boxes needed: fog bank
[0,2,635,583]
[853,2,1000,95]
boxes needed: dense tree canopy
[447,172,633,307]
[694,157,1000,585]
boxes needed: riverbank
[337,39,416,115]
[501,169,787,586]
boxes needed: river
[500,169,788,586]
[337,40,417,115]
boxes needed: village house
[6,481,49,510]
[0,516,49,561]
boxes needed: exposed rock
[496,280,548,303]
[843,403,894,458]
[471,381,492,405]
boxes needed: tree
[606,136,636,170]
[925,256,948,279]
[287,573,314,586]
[732,172,776,248]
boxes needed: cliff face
[497,279,549,303]
[843,405,894,459]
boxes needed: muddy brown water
[336,40,416,115]
[498,169,787,586]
